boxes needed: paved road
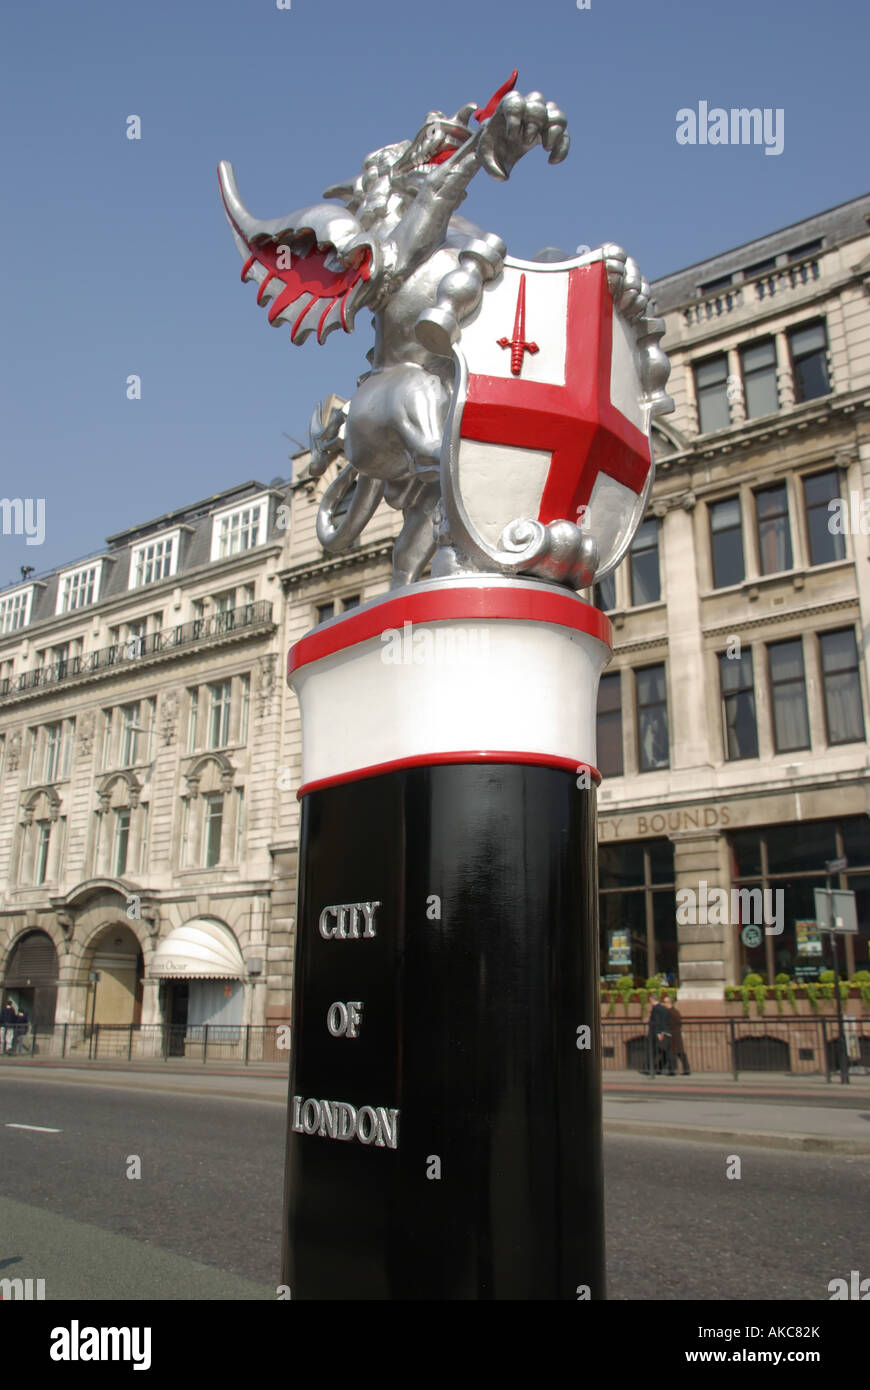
[1,1073,866,1299]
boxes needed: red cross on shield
[440,252,656,581]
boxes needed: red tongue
[474,69,519,124]
[428,146,457,165]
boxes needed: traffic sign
[814,888,858,933]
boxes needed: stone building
[2,194,869,1040]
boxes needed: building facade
[2,195,869,1039]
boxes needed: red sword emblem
[497,273,539,376]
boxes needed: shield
[440,250,657,584]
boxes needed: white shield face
[441,251,655,582]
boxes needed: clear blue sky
[1,0,867,585]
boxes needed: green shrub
[850,970,870,984]
[819,969,835,984]
[774,972,790,985]
[743,972,764,988]
[616,975,634,991]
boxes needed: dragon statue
[219,71,671,590]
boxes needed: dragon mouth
[393,120,473,177]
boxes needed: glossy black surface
[283,762,604,1299]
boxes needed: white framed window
[239,675,250,745]
[56,561,102,614]
[208,680,232,749]
[129,530,180,589]
[113,808,131,876]
[0,586,33,633]
[234,787,245,862]
[44,724,61,781]
[202,793,223,867]
[210,498,268,561]
[187,688,199,752]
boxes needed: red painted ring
[297,750,601,799]
[288,586,611,677]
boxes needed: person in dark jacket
[0,999,17,1054]
[663,995,690,1075]
[647,992,671,1075]
[13,1008,29,1055]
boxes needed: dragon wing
[218,161,381,345]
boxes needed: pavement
[2,1058,869,1153]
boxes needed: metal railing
[0,602,275,703]
[3,1016,868,1078]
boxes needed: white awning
[150,919,245,980]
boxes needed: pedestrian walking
[663,995,690,1075]
[13,1007,29,1056]
[0,998,17,1055]
[647,991,671,1075]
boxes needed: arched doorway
[3,930,59,1031]
[85,925,144,1027]
[150,919,245,1055]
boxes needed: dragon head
[323,72,519,227]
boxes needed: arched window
[92,774,148,878]
[179,755,244,869]
[17,789,65,886]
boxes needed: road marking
[5,1123,61,1132]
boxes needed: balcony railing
[0,601,274,704]
[682,254,821,328]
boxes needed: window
[120,705,139,767]
[316,601,335,624]
[698,273,732,295]
[113,808,131,876]
[787,240,822,261]
[768,638,810,752]
[803,470,845,567]
[239,675,250,745]
[202,794,223,867]
[211,499,267,561]
[0,587,33,633]
[597,673,623,777]
[788,320,829,403]
[44,724,61,782]
[187,689,198,752]
[756,483,793,574]
[710,497,744,588]
[208,681,232,749]
[744,257,776,279]
[234,788,245,862]
[820,629,865,745]
[594,572,616,612]
[35,821,52,886]
[629,520,660,605]
[56,562,101,614]
[694,354,730,434]
[130,531,179,588]
[740,339,778,419]
[720,650,758,760]
[343,594,360,610]
[636,664,669,771]
[101,710,114,771]
[598,840,676,982]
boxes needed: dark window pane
[789,321,829,402]
[756,483,793,574]
[316,602,335,623]
[594,572,616,611]
[652,891,678,980]
[744,258,776,278]
[710,497,744,588]
[599,843,645,889]
[841,817,870,868]
[765,821,837,875]
[599,889,647,983]
[695,354,730,433]
[730,831,762,878]
[343,595,360,610]
[820,629,864,744]
[769,639,809,752]
[788,240,822,261]
[648,838,674,884]
[597,673,623,777]
[637,664,669,771]
[630,521,660,605]
[804,470,846,566]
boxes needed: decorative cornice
[654,391,868,472]
[278,541,393,590]
[702,595,859,640]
